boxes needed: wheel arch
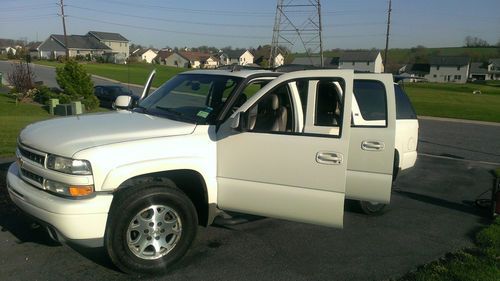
[113,169,211,227]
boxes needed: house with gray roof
[338,51,384,73]
[469,59,500,81]
[37,31,129,63]
[427,56,470,83]
[219,50,254,66]
[290,56,339,68]
[87,31,129,61]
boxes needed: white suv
[7,69,415,274]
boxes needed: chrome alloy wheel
[126,204,182,260]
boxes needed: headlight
[44,179,94,197]
[46,155,92,175]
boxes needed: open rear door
[216,70,354,228]
[346,73,396,203]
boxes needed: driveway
[0,118,497,280]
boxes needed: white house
[0,46,17,56]
[133,48,158,63]
[273,53,285,67]
[163,51,215,68]
[426,56,470,84]
[338,51,384,73]
[220,50,254,65]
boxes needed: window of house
[436,66,440,70]
[433,74,437,78]
[457,66,461,71]
[352,62,355,66]
[367,62,370,66]
[454,75,461,80]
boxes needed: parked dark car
[94,85,138,108]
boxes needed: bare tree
[7,62,35,96]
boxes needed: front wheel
[105,183,198,275]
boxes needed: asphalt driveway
[0,153,495,281]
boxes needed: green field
[35,61,186,88]
[0,94,53,157]
[404,81,500,122]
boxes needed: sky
[0,0,499,52]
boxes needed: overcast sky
[1,0,499,51]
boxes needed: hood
[19,111,196,157]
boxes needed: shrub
[56,59,98,110]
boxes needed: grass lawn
[397,217,500,281]
[404,82,500,123]
[35,61,186,88]
[0,94,53,157]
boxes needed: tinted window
[394,84,417,119]
[353,80,387,121]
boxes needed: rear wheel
[105,181,198,275]
[358,201,387,215]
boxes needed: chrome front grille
[19,146,46,166]
[17,144,47,190]
[20,168,44,185]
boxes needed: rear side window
[394,84,417,119]
[353,80,387,121]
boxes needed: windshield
[136,73,242,124]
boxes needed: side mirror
[230,111,249,131]
[114,95,132,110]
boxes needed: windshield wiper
[155,106,197,123]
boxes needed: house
[426,56,470,83]
[220,50,254,65]
[37,31,129,63]
[0,46,17,56]
[38,34,111,59]
[164,51,216,68]
[398,63,430,82]
[338,51,384,73]
[487,58,500,80]
[469,62,490,81]
[87,31,129,62]
[132,48,158,63]
[253,53,285,67]
[290,56,339,68]
[155,50,173,65]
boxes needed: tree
[464,36,489,47]
[56,60,98,110]
[7,61,35,95]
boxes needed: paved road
[418,118,500,164]
[0,61,144,96]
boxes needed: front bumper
[6,162,113,247]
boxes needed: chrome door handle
[316,152,343,165]
[361,140,385,151]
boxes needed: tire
[105,180,198,275]
[358,201,387,216]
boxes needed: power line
[66,5,271,29]
[68,15,271,40]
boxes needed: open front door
[216,70,354,228]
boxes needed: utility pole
[59,0,69,58]
[383,0,392,72]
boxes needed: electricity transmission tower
[269,0,324,68]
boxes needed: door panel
[217,70,354,228]
[345,74,396,203]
